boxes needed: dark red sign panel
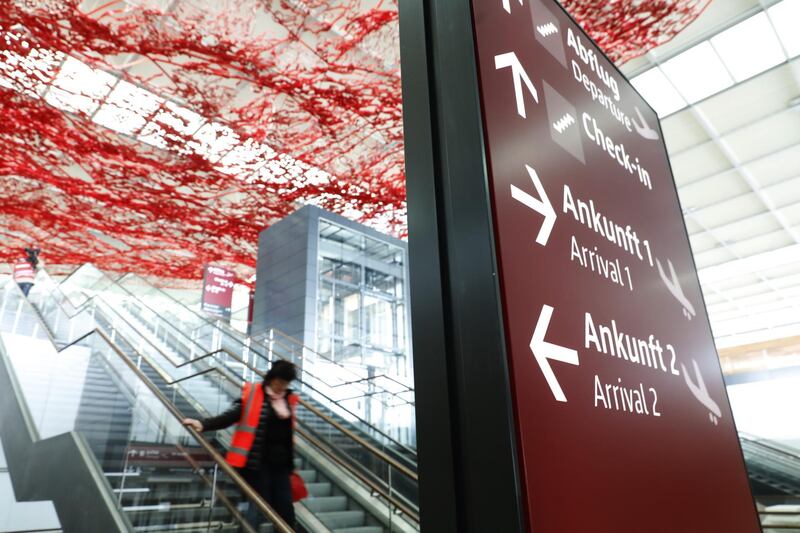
[201,264,235,320]
[471,1,759,531]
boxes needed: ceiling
[619,0,800,349]
[0,0,710,281]
[2,0,795,351]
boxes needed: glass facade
[316,219,410,376]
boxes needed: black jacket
[202,386,295,471]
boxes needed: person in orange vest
[13,257,36,296]
[182,360,299,528]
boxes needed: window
[315,219,409,372]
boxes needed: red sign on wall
[201,264,235,320]
[471,1,759,531]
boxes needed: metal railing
[54,265,417,451]
[11,281,294,533]
[29,273,421,525]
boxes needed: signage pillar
[400,0,760,532]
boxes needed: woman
[182,360,299,528]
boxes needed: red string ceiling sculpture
[0,0,710,282]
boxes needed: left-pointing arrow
[494,52,538,119]
[530,305,579,402]
[510,165,556,246]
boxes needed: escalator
[54,265,419,504]
[114,270,416,455]
[741,434,800,497]
[737,434,800,531]
[57,264,416,454]
[0,282,291,532]
[16,270,420,532]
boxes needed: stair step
[297,469,317,483]
[317,510,366,529]
[306,482,332,497]
[303,496,348,513]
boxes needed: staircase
[0,284,286,532]
[25,271,422,532]
[90,300,411,532]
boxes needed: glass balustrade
[1,283,288,533]
[29,270,421,530]
[59,265,418,456]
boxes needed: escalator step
[305,482,332,497]
[332,528,384,533]
[316,510,366,529]
[297,469,317,483]
[302,496,348,513]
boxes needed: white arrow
[502,0,523,14]
[510,165,556,246]
[494,52,538,119]
[530,305,579,403]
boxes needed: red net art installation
[0,0,709,281]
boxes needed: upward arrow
[494,52,538,119]
[502,0,523,14]
[530,305,579,403]
[510,165,556,246]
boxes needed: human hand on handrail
[182,418,204,432]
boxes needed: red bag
[290,471,308,501]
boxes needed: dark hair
[265,360,297,383]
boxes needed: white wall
[0,442,60,532]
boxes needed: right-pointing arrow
[510,165,556,246]
[530,305,579,402]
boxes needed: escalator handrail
[39,277,419,478]
[46,269,418,458]
[740,433,800,463]
[295,424,420,523]
[108,308,419,508]
[55,266,415,412]
[36,284,421,524]
[121,277,414,407]
[97,298,420,482]
[19,289,294,533]
[115,270,415,404]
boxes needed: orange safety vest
[13,260,35,284]
[226,382,298,468]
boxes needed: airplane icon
[656,257,696,320]
[681,359,722,425]
[632,106,659,141]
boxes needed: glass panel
[1,291,280,532]
[21,269,425,529]
[364,295,393,350]
[365,267,396,296]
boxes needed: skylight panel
[256,159,290,185]
[768,0,800,58]
[711,13,785,82]
[139,101,205,151]
[0,47,63,98]
[660,42,734,104]
[93,80,164,135]
[305,167,331,186]
[630,67,687,117]
[216,139,276,176]
[187,122,239,163]
[45,56,116,115]
[698,244,800,285]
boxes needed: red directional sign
[471,1,759,531]
[201,264,235,320]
